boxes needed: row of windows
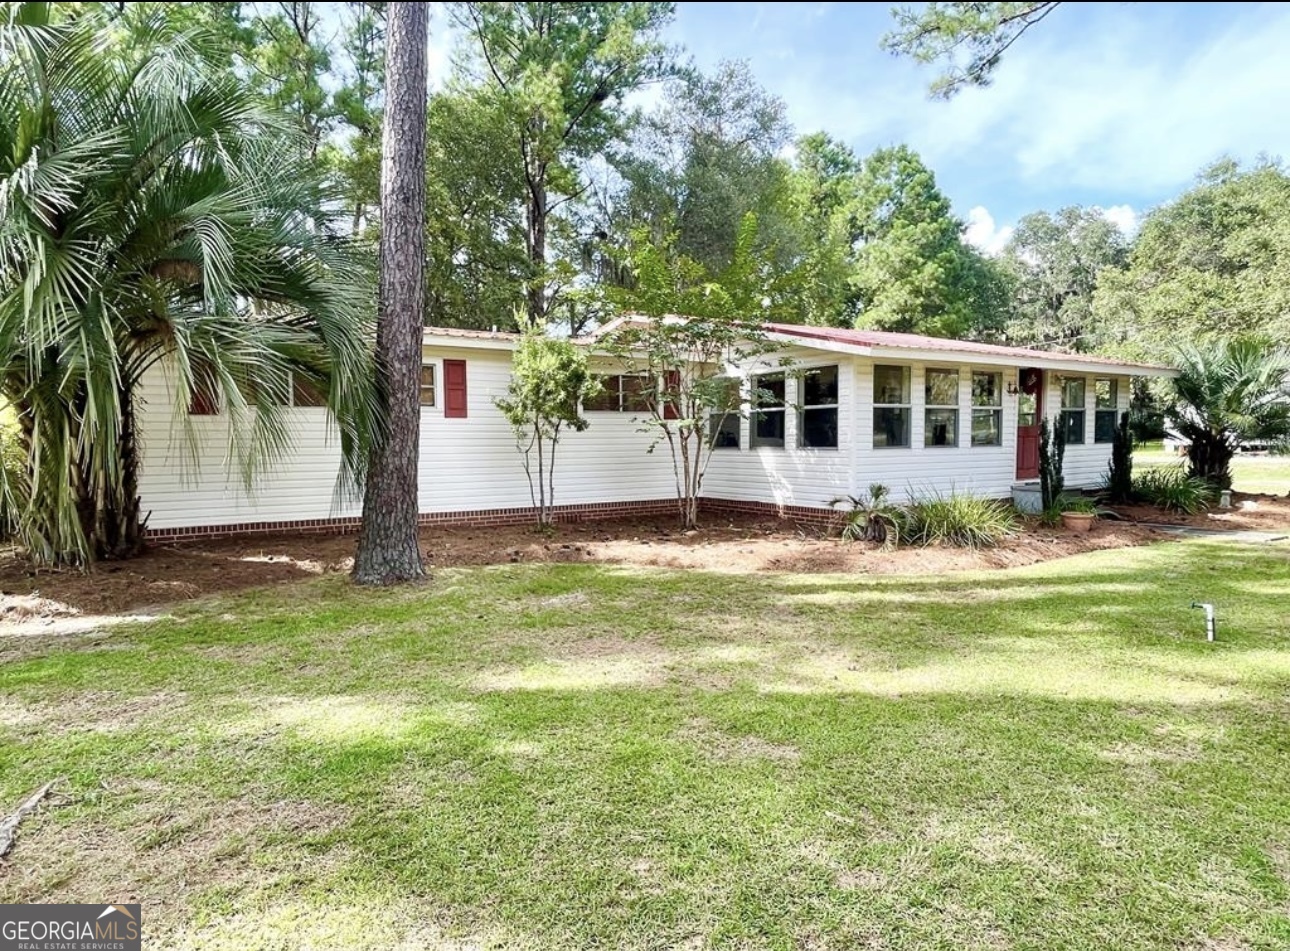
[870,366,1004,449]
[1060,376,1120,445]
[190,362,470,417]
[189,372,327,415]
[743,366,1121,450]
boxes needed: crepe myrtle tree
[603,217,788,529]
[495,332,600,527]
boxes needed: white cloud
[1099,204,1139,236]
[672,3,1290,219]
[963,206,1014,256]
[911,5,1290,194]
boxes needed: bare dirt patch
[1,784,351,932]
[1106,491,1290,531]
[681,717,802,765]
[0,514,1168,621]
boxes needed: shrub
[899,489,1018,549]
[1103,411,1134,503]
[1061,496,1098,515]
[830,484,900,548]
[1133,466,1215,514]
[1038,416,1066,510]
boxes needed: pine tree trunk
[525,175,547,327]
[354,0,428,586]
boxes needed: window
[707,377,742,450]
[582,376,616,412]
[1094,378,1118,443]
[1060,376,1086,444]
[584,374,652,413]
[751,372,786,448]
[188,368,218,416]
[971,371,1003,447]
[873,365,911,448]
[444,358,468,418]
[292,375,327,408]
[924,368,959,447]
[188,387,218,416]
[798,365,839,449]
[622,375,653,413]
[419,365,436,407]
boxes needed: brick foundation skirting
[699,498,841,529]
[143,496,839,542]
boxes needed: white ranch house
[136,322,1174,539]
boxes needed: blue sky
[668,1,1290,250]
[429,2,1290,252]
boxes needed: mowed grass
[2,541,1290,949]
[1135,444,1290,495]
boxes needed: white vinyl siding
[136,347,678,530]
[702,352,855,510]
[135,339,1139,529]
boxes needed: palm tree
[0,3,377,565]
[1168,338,1290,489]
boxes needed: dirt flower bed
[0,513,1172,622]
[1104,491,1290,531]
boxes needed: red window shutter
[663,370,681,420]
[444,359,468,418]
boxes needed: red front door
[1015,367,1043,479]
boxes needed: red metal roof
[424,320,1171,373]
[762,323,1170,371]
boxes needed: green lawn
[3,541,1290,949]
[1135,444,1290,495]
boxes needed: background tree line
[75,2,1290,357]
[5,0,1287,570]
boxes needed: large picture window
[971,371,1002,447]
[798,365,839,449]
[584,374,653,413]
[1061,377,1087,445]
[924,368,959,447]
[751,372,786,448]
[873,365,910,448]
[1094,378,1118,443]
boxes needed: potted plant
[1060,496,1098,533]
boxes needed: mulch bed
[0,513,1181,620]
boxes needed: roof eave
[422,331,519,351]
[763,331,873,358]
[864,345,1178,377]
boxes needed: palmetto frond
[0,3,376,563]
[1166,336,1290,489]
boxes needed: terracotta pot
[1061,512,1096,533]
